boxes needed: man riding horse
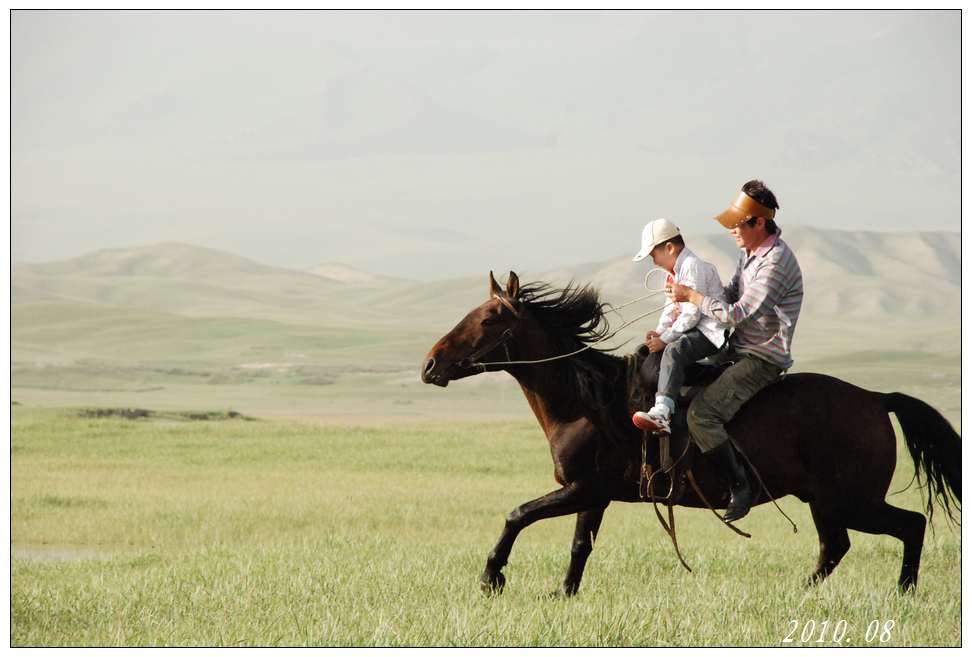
[666,179,804,522]
[422,182,957,594]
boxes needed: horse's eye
[481,316,499,326]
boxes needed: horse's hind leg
[806,501,851,586]
[844,502,927,591]
[560,505,607,596]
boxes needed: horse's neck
[505,331,589,433]
[508,363,579,432]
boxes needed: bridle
[457,327,516,372]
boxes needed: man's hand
[667,282,703,306]
[647,334,667,353]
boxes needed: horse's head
[421,270,522,387]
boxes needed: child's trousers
[639,329,721,401]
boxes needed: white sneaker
[632,406,672,433]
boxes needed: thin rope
[474,267,675,369]
[607,289,667,314]
[643,267,670,292]
[730,437,799,534]
[608,268,671,314]
[686,470,752,539]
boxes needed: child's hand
[647,334,667,353]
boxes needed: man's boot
[706,440,753,522]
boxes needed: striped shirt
[698,231,803,369]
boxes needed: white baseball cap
[632,219,681,262]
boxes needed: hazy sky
[12,10,960,280]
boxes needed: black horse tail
[884,392,961,526]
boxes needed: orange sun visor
[714,191,777,229]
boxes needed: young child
[631,219,729,433]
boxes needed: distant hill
[304,262,406,285]
[12,229,961,333]
[14,242,270,279]
[534,227,961,322]
[12,242,349,321]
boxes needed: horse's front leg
[481,480,599,594]
[559,505,608,596]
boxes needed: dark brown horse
[421,271,960,596]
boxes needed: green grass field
[11,405,960,647]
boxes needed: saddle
[624,346,731,501]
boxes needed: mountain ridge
[304,262,409,285]
[13,227,961,282]
[12,228,960,328]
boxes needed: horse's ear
[488,270,503,298]
[506,271,520,299]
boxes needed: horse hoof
[542,588,575,600]
[804,574,824,588]
[898,578,918,593]
[480,571,506,595]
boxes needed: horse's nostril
[424,357,436,374]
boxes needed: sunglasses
[728,216,762,230]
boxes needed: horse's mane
[516,281,615,348]
[516,281,630,441]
